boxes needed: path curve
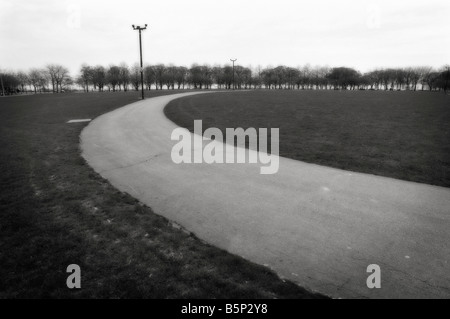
[81,92,450,299]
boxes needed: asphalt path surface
[81,92,450,298]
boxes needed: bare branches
[46,64,70,93]
[1,62,449,96]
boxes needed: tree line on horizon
[1,63,449,95]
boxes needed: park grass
[165,90,450,188]
[0,91,326,299]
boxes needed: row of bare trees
[75,63,450,93]
[259,65,450,92]
[0,64,72,95]
[363,67,448,91]
[77,63,450,92]
[75,63,253,92]
[1,63,449,95]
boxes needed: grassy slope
[0,91,325,299]
[165,90,450,188]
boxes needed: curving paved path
[81,92,450,299]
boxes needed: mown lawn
[0,91,325,299]
[165,90,450,187]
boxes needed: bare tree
[416,66,433,91]
[174,66,188,89]
[163,65,176,90]
[130,63,141,91]
[189,64,212,89]
[118,63,130,91]
[56,66,70,92]
[79,64,93,92]
[16,71,29,93]
[153,64,166,90]
[92,66,106,92]
[406,67,420,91]
[143,65,156,90]
[106,65,121,92]
[46,64,70,93]
[28,68,47,93]
[0,70,20,95]
[326,67,360,90]
[46,65,58,93]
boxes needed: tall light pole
[230,58,237,90]
[132,24,147,100]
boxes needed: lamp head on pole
[132,24,148,30]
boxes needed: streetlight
[230,58,237,90]
[132,24,148,100]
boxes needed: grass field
[165,90,450,188]
[0,91,326,298]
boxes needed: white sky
[1,0,449,75]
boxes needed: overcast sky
[1,0,449,75]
